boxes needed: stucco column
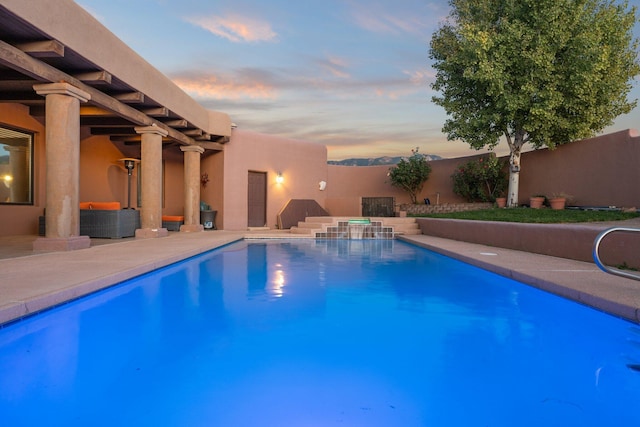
[180,145,205,232]
[134,125,169,239]
[32,83,91,251]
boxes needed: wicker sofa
[39,202,140,238]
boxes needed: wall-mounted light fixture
[276,172,284,184]
[319,180,327,191]
[2,174,12,189]
[119,158,140,209]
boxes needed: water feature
[315,218,394,239]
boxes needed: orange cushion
[162,215,184,222]
[80,202,121,210]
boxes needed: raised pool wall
[416,217,640,269]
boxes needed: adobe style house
[0,0,335,246]
[1,0,639,251]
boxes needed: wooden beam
[0,79,39,90]
[197,141,225,151]
[74,71,112,85]
[90,127,136,135]
[0,91,43,102]
[79,105,115,116]
[113,92,144,103]
[81,117,135,126]
[142,107,169,117]
[195,133,211,141]
[213,135,230,144]
[15,40,64,58]
[183,129,203,137]
[0,39,196,145]
[163,119,188,128]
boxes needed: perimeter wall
[325,129,640,216]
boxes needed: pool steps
[290,216,420,238]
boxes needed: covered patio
[0,1,231,249]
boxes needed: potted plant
[549,192,571,210]
[495,195,507,208]
[529,194,546,209]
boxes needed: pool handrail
[592,227,640,281]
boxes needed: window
[0,126,33,204]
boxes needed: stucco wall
[79,135,129,205]
[517,129,640,207]
[326,129,640,217]
[326,157,470,216]
[220,129,328,230]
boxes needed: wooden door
[248,171,267,227]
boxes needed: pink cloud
[318,56,351,79]
[185,14,277,43]
[172,75,276,100]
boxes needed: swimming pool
[0,239,638,426]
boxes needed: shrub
[451,154,508,202]
[388,148,432,204]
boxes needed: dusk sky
[77,0,640,160]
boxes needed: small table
[200,210,217,230]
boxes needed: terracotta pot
[529,196,545,209]
[495,197,507,208]
[549,197,566,210]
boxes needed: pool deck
[0,228,639,326]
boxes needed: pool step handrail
[592,227,640,281]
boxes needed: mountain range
[327,154,442,166]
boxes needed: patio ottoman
[162,215,184,231]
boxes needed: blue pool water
[1,239,639,426]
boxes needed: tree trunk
[506,132,525,207]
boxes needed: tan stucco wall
[326,129,640,216]
[200,150,225,226]
[220,129,328,230]
[326,158,469,216]
[517,129,640,207]
[79,136,129,205]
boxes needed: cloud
[350,4,427,36]
[185,14,277,43]
[348,1,448,39]
[171,70,277,100]
[316,56,351,79]
[404,69,436,86]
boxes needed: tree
[429,0,640,206]
[388,148,432,204]
[451,153,508,202]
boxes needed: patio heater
[119,158,139,209]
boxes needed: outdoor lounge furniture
[162,215,184,231]
[39,202,140,238]
[80,207,140,238]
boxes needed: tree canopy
[388,148,432,204]
[430,0,640,205]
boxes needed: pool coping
[0,231,638,327]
